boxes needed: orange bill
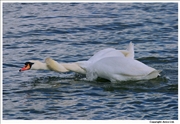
[19,64,30,72]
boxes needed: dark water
[3,3,178,120]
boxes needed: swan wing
[126,42,134,58]
[88,42,134,64]
[90,57,157,81]
[88,48,125,63]
[96,57,155,76]
[119,42,134,59]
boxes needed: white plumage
[20,42,160,82]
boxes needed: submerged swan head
[19,60,48,71]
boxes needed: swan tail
[157,70,162,76]
[146,70,161,79]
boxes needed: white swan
[19,42,160,82]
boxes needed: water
[3,3,178,120]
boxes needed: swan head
[19,61,34,72]
[19,60,47,72]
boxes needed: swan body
[83,57,159,82]
[19,42,160,82]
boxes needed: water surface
[3,3,178,120]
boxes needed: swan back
[78,43,136,81]
[88,48,125,63]
[85,56,159,82]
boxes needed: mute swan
[19,42,160,82]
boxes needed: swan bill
[19,62,34,72]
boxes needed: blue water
[3,3,178,120]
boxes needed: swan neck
[30,61,50,70]
[40,63,49,70]
[61,63,86,74]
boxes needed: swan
[19,42,160,82]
